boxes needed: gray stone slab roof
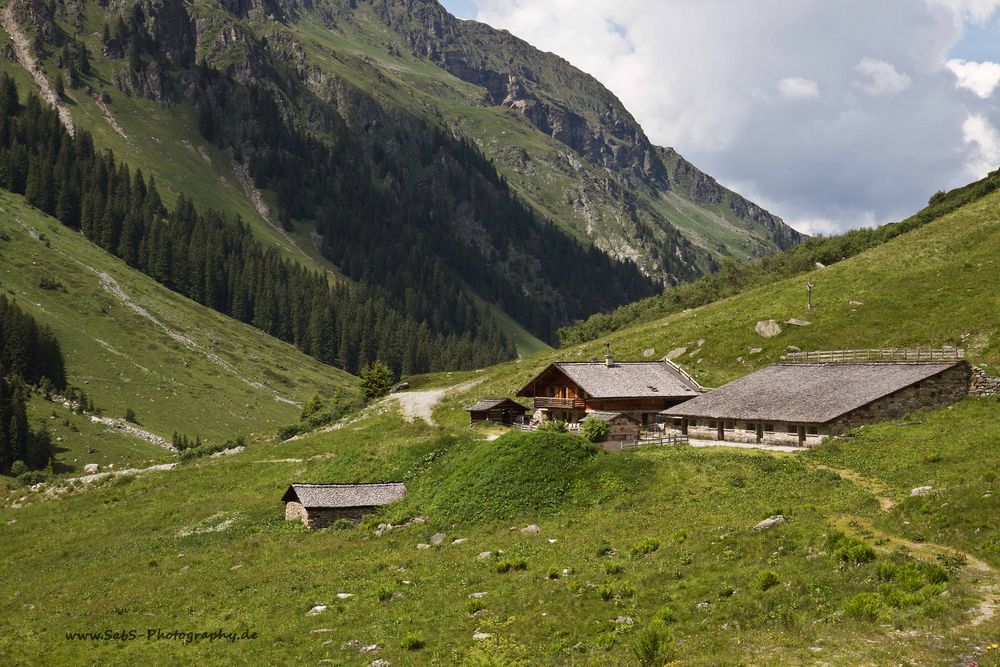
[282,483,406,509]
[520,361,702,399]
[662,361,962,423]
[466,398,527,412]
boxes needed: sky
[439,0,1000,235]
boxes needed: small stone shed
[662,361,971,447]
[282,483,406,529]
[584,411,641,442]
[466,398,529,425]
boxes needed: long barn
[662,360,971,447]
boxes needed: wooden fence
[601,432,689,452]
[784,348,965,363]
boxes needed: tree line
[0,73,517,375]
[0,295,65,474]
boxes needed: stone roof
[281,483,406,509]
[662,361,963,423]
[586,411,640,423]
[518,361,702,399]
[466,398,528,412]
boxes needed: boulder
[472,630,493,641]
[83,463,100,473]
[429,532,447,545]
[643,348,656,358]
[468,591,488,599]
[752,515,787,532]
[520,524,541,534]
[306,605,328,616]
[748,347,762,355]
[815,262,826,269]
[910,486,933,497]
[755,320,782,338]
[416,543,430,550]
[477,551,493,560]
[360,644,379,654]
[336,593,353,599]
[452,538,468,545]
[613,616,634,625]
[368,660,390,667]
[786,319,811,327]
[849,300,864,306]
[666,347,687,360]
[786,346,802,354]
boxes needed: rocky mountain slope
[0,0,798,352]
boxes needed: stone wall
[684,421,825,447]
[970,365,1000,397]
[828,362,971,433]
[284,503,375,529]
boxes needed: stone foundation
[970,365,1000,397]
[284,503,375,529]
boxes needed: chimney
[604,343,614,367]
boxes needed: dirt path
[394,378,485,426]
[808,462,898,511]
[0,6,74,135]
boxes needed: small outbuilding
[584,411,641,442]
[466,398,529,425]
[662,360,971,447]
[282,483,406,529]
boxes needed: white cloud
[946,58,1000,97]
[962,113,1000,176]
[855,58,912,95]
[927,0,1000,23]
[777,77,820,100]
[465,0,998,232]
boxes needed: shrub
[756,569,781,591]
[401,633,425,650]
[546,568,561,580]
[652,606,675,623]
[630,538,660,557]
[604,562,624,575]
[332,518,353,530]
[580,416,610,442]
[596,541,614,557]
[828,532,876,565]
[123,407,138,424]
[630,622,673,667]
[9,460,28,477]
[537,419,568,433]
[17,470,48,485]
[377,588,395,602]
[846,592,888,621]
[466,600,486,615]
[360,360,395,400]
[493,558,527,574]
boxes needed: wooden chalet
[466,398,529,425]
[516,352,702,426]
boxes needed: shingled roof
[281,483,406,509]
[518,361,702,399]
[466,398,528,412]
[662,361,963,423]
[586,411,640,423]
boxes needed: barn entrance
[755,424,763,444]
[717,423,724,441]
[798,425,806,446]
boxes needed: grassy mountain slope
[1,161,999,665]
[0,190,356,449]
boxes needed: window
[690,419,698,427]
[746,423,755,431]
[709,420,718,428]
[787,424,798,435]
[725,421,735,430]
[807,426,819,435]
[764,424,774,433]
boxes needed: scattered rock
[786,346,802,354]
[547,538,557,544]
[416,543,431,550]
[360,644,380,654]
[477,551,493,560]
[910,486,933,497]
[755,320,782,338]
[472,630,493,641]
[468,592,488,599]
[342,640,362,650]
[336,593,353,599]
[849,300,864,306]
[83,463,99,473]
[752,515,787,532]
[452,538,468,545]
[696,601,711,610]
[429,532,447,545]
[562,568,572,576]
[368,660,390,667]
[210,446,244,458]
[230,564,243,571]
[520,524,541,534]
[748,347,762,355]
[815,262,826,269]
[666,347,687,360]
[22,603,34,609]
[697,339,705,347]
[306,605,328,616]
[613,616,634,625]
[643,348,655,358]
[786,318,811,327]
[311,628,335,634]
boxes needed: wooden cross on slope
[806,281,815,312]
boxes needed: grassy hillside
[1,171,999,665]
[0,190,356,453]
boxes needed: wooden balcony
[534,397,585,410]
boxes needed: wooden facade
[466,398,529,425]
